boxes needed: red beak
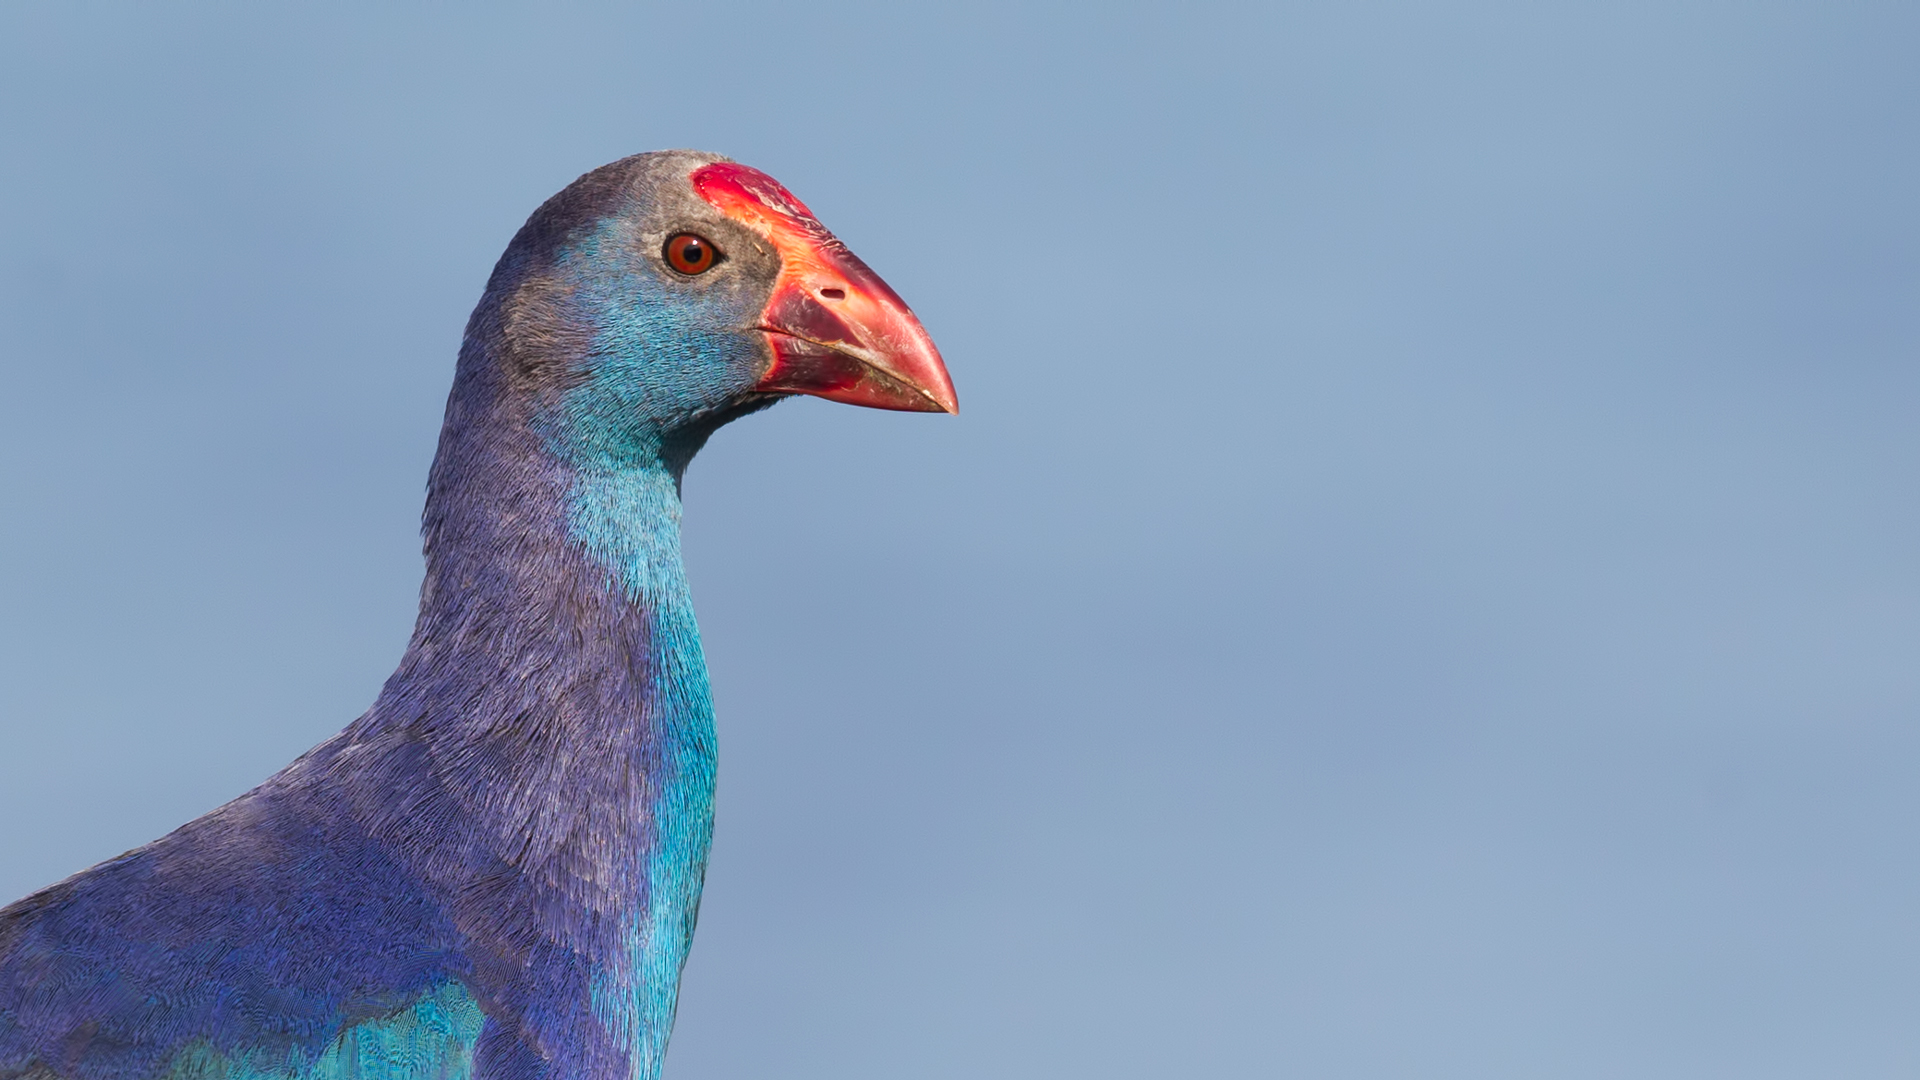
[692,162,958,414]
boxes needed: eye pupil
[665,233,719,275]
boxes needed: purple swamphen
[0,151,957,1080]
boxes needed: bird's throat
[385,415,718,1076]
[561,461,719,1077]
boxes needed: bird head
[484,150,956,467]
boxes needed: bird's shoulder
[0,765,475,1080]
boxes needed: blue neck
[353,378,720,1078]
[565,457,717,1078]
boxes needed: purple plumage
[0,151,955,1080]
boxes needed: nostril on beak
[818,287,846,301]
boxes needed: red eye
[664,233,719,275]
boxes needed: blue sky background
[2,3,1918,1077]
